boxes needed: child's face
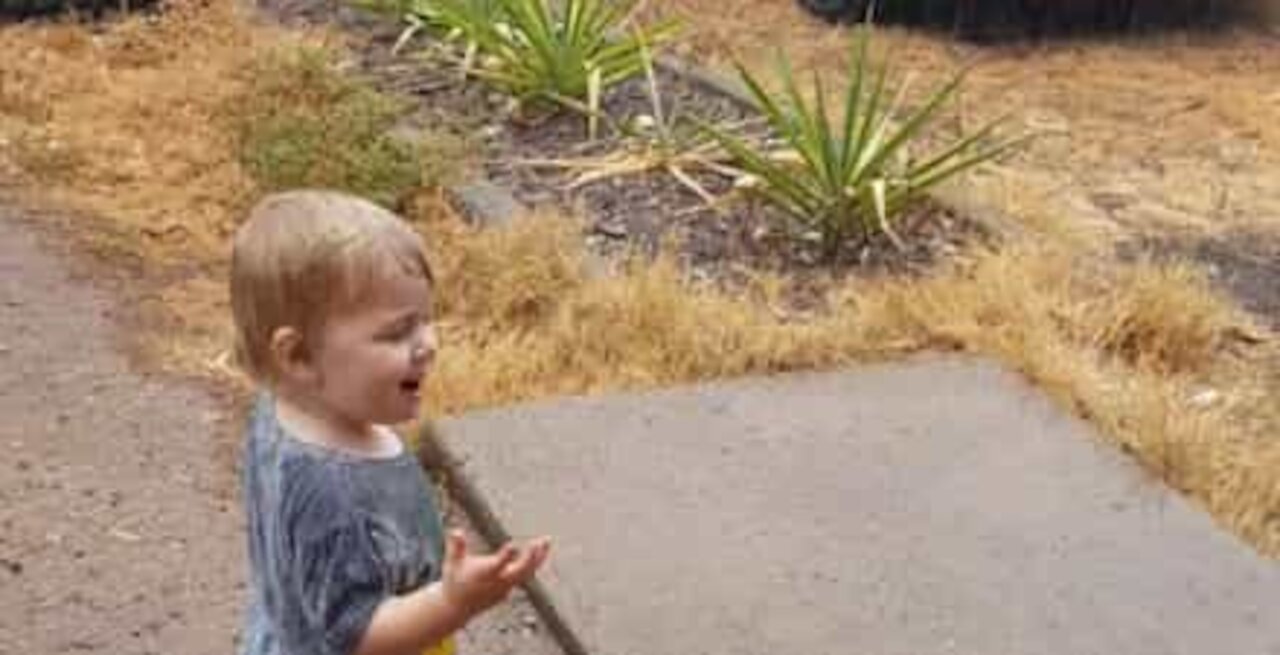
[307,268,436,432]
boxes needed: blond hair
[230,190,433,382]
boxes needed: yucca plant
[698,25,1027,258]
[401,0,678,136]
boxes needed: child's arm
[353,530,552,655]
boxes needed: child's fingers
[445,530,468,569]
[496,551,534,585]
[529,538,551,570]
[524,537,551,570]
[484,542,518,573]
[499,538,551,584]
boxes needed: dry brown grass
[1,0,1277,557]
[0,0,317,267]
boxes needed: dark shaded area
[798,0,1251,40]
[1120,230,1280,331]
[0,0,156,22]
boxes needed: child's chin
[389,399,423,424]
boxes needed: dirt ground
[0,204,244,655]
[0,203,562,653]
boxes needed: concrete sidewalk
[440,358,1280,655]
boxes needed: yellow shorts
[423,637,457,655]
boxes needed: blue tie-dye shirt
[238,395,446,655]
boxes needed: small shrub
[699,24,1026,259]
[1082,261,1240,375]
[235,46,422,208]
[433,212,585,330]
[416,128,475,188]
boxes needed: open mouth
[400,378,422,395]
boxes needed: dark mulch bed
[0,0,157,22]
[344,17,990,284]
[797,0,1246,40]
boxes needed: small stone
[1089,190,1136,214]
[109,527,142,543]
[448,180,526,228]
[522,190,555,207]
[733,174,761,190]
[594,220,628,239]
[518,613,541,636]
[631,114,657,132]
[1189,388,1221,408]
[387,124,426,150]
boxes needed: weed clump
[236,47,423,208]
[1081,261,1238,374]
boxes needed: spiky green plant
[402,0,678,135]
[699,25,1027,257]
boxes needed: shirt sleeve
[279,518,389,655]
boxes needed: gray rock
[592,220,629,239]
[447,180,527,228]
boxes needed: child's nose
[411,323,438,366]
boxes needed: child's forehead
[334,265,433,318]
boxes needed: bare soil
[0,204,244,655]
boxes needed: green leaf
[838,18,870,174]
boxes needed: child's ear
[268,326,317,384]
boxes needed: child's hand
[440,529,551,617]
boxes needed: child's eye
[377,315,431,342]
[376,320,415,342]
